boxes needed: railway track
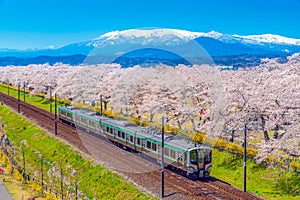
[0,92,87,152]
[0,92,263,200]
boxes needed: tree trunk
[230,130,235,142]
[261,115,269,141]
[176,119,182,130]
[264,130,269,141]
[190,118,196,130]
[273,125,279,139]
[104,101,107,110]
[150,112,154,122]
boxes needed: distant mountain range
[1,28,299,67]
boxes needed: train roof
[59,106,211,152]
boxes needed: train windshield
[190,149,205,166]
[190,149,198,165]
[190,149,211,165]
[204,151,212,164]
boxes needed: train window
[106,127,109,133]
[81,118,87,124]
[170,149,176,159]
[118,130,121,137]
[146,141,151,149]
[190,150,197,165]
[130,135,133,143]
[89,121,95,127]
[137,138,141,146]
[164,148,170,157]
[121,132,125,139]
[204,151,211,163]
[152,143,157,151]
[110,128,113,135]
[178,152,183,163]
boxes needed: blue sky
[1,0,300,49]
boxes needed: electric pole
[161,116,165,198]
[18,85,21,113]
[54,94,57,135]
[243,118,247,192]
[50,87,52,113]
[23,81,26,102]
[100,94,103,116]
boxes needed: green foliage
[212,149,300,200]
[276,172,300,196]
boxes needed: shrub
[276,172,300,196]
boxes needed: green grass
[0,105,155,199]
[211,149,300,200]
[0,86,64,113]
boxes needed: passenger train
[59,106,212,179]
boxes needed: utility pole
[41,156,44,195]
[18,85,21,113]
[50,87,52,113]
[60,162,64,200]
[75,181,78,200]
[7,83,9,96]
[161,116,165,199]
[243,118,247,192]
[100,94,103,116]
[22,147,26,183]
[23,82,26,102]
[54,94,57,135]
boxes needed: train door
[204,150,212,170]
[178,152,183,167]
[142,139,146,151]
[189,149,198,171]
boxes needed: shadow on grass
[217,156,242,170]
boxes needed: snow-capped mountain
[84,29,300,58]
[88,28,205,47]
[1,28,300,67]
[232,33,300,46]
[87,28,300,48]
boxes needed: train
[58,106,212,179]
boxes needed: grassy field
[211,150,300,200]
[0,105,155,199]
[0,85,64,113]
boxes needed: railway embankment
[0,91,299,199]
[0,105,155,200]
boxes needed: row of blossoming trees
[0,54,299,166]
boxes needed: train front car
[187,146,212,179]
